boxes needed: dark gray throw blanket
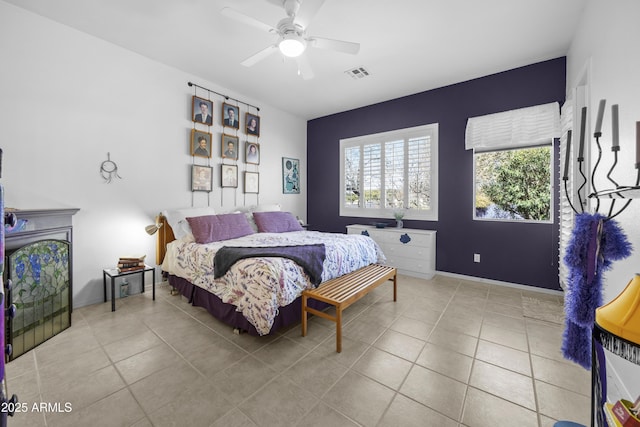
[214,244,326,285]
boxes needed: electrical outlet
[474,253,481,263]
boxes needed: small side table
[103,264,155,312]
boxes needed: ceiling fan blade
[241,45,279,67]
[296,55,314,80]
[221,7,276,33]
[294,0,327,29]
[309,36,360,55]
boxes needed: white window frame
[466,102,560,224]
[472,142,555,224]
[339,123,439,221]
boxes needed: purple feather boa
[561,213,632,368]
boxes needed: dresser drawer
[386,255,434,276]
[346,224,436,280]
[385,242,431,261]
[385,231,434,248]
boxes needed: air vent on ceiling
[345,66,371,80]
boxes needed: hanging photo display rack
[187,81,261,207]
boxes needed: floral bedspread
[162,231,385,335]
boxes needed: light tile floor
[5,274,591,426]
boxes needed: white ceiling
[5,0,586,120]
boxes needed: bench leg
[393,273,397,302]
[336,307,342,353]
[301,294,308,337]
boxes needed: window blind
[558,100,574,291]
[384,140,404,209]
[363,143,381,208]
[465,102,561,151]
[408,137,431,209]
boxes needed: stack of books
[118,255,146,272]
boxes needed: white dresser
[347,225,436,279]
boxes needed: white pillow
[249,204,281,213]
[162,207,216,239]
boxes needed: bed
[158,207,385,336]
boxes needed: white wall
[567,0,640,403]
[0,2,307,307]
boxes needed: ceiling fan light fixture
[279,33,306,57]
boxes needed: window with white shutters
[340,124,439,221]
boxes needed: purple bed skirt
[168,274,329,336]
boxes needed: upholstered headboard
[156,214,175,265]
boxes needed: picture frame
[245,142,260,165]
[244,172,259,194]
[222,103,240,129]
[190,129,212,158]
[245,113,260,137]
[192,96,213,125]
[191,165,213,192]
[282,157,300,194]
[221,134,239,160]
[221,164,238,188]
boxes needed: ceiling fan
[221,0,360,80]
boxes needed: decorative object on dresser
[4,208,79,361]
[347,224,436,279]
[393,210,405,228]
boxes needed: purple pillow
[186,213,254,244]
[253,211,304,233]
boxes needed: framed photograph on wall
[191,129,212,158]
[192,96,213,125]
[245,142,260,165]
[221,164,238,188]
[245,113,260,137]
[221,134,239,159]
[191,165,212,192]
[282,157,300,194]
[244,171,259,194]
[222,103,240,129]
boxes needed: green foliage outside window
[475,146,551,221]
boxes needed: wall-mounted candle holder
[563,100,640,220]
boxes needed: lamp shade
[145,222,162,235]
[596,274,640,345]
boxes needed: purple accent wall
[307,58,566,290]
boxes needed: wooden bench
[301,264,397,352]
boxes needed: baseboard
[435,271,564,296]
